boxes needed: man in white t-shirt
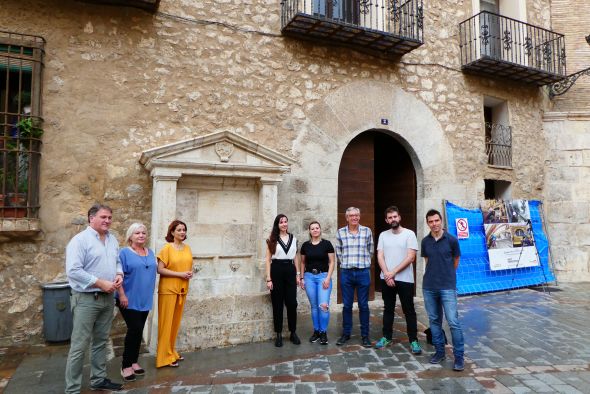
[374,206,422,355]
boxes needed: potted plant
[16,116,44,139]
[1,115,43,219]
[3,172,27,218]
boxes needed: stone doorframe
[139,130,295,349]
[292,81,464,293]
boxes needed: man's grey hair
[125,223,147,246]
[87,203,113,222]
[345,207,360,216]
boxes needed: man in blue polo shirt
[421,209,465,371]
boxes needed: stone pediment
[139,131,295,180]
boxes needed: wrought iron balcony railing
[75,0,160,12]
[281,0,424,58]
[459,11,566,85]
[485,122,512,168]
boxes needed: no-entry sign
[455,218,469,239]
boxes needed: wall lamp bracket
[547,66,590,99]
[547,34,590,99]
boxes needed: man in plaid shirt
[335,207,374,347]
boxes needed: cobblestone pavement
[4,283,590,393]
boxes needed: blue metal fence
[445,200,555,296]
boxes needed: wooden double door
[337,130,417,302]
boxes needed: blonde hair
[125,223,147,246]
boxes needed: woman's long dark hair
[267,214,287,255]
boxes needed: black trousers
[270,262,298,333]
[380,280,418,342]
[118,306,149,368]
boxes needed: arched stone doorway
[337,129,417,301]
[295,80,462,304]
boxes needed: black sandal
[121,368,136,382]
[131,363,145,375]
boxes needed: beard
[390,221,400,229]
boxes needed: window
[313,0,359,24]
[484,179,511,200]
[479,0,501,58]
[484,96,511,168]
[0,31,45,219]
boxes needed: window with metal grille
[0,31,45,219]
[483,97,512,168]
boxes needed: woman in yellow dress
[156,220,193,368]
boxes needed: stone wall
[0,0,554,345]
[543,113,590,282]
[550,0,590,112]
[542,0,590,282]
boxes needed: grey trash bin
[42,281,73,342]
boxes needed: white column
[258,179,279,266]
[146,169,180,352]
[150,171,181,253]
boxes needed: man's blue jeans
[304,272,332,332]
[423,289,464,357]
[340,268,370,337]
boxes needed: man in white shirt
[374,206,422,355]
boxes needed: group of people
[64,203,465,393]
[64,204,194,393]
[265,206,465,373]
[264,214,336,347]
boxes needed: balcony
[281,0,424,58]
[459,12,566,85]
[75,0,160,13]
[485,122,511,168]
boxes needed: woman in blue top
[116,223,157,382]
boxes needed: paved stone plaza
[3,283,590,393]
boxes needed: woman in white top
[265,214,301,347]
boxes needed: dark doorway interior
[337,130,416,302]
[374,132,417,292]
[484,179,511,200]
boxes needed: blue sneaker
[429,351,446,364]
[374,337,392,349]
[453,356,464,371]
[410,340,422,355]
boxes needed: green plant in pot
[16,117,44,139]
[2,171,27,218]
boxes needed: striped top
[336,225,374,269]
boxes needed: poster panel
[481,200,540,271]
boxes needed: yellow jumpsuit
[156,243,193,368]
